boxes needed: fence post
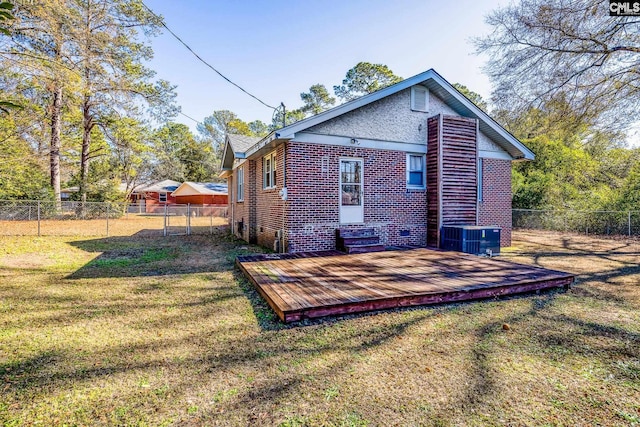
[187,203,191,235]
[210,207,213,235]
[106,203,110,237]
[37,201,41,236]
[163,204,167,236]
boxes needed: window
[478,158,483,201]
[407,154,426,189]
[159,192,167,202]
[263,151,277,189]
[237,166,244,202]
[411,86,429,112]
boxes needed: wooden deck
[237,249,575,323]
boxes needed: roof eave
[244,131,286,159]
[274,69,437,140]
[239,68,534,162]
[426,70,535,161]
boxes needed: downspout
[281,141,287,253]
[230,173,234,233]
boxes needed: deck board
[237,248,575,322]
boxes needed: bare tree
[476,0,640,131]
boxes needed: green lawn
[0,228,638,426]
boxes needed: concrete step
[339,236,380,246]
[336,228,376,239]
[344,244,386,254]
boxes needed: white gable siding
[307,89,428,144]
[428,92,457,116]
[478,131,510,159]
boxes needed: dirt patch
[0,253,56,270]
[0,215,228,237]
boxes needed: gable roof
[171,182,227,196]
[221,134,262,171]
[228,134,261,152]
[222,68,534,169]
[138,179,181,193]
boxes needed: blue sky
[144,0,506,130]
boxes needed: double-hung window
[159,192,167,202]
[407,153,426,189]
[263,151,277,189]
[237,166,244,202]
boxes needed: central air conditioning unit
[441,225,501,256]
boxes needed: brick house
[220,69,534,253]
[133,179,181,213]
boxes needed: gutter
[244,131,291,159]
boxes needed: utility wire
[140,1,278,111]
[178,111,202,125]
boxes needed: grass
[0,214,228,237]
[0,227,639,426]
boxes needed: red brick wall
[229,143,513,252]
[477,158,512,247]
[254,144,286,250]
[230,162,252,243]
[285,141,427,252]
[230,146,286,250]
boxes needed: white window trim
[159,192,167,202]
[406,153,426,190]
[263,151,277,189]
[237,166,244,202]
[410,86,429,112]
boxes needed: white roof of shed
[171,182,227,196]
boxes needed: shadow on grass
[3,230,639,425]
[66,226,263,279]
[432,287,639,422]
[2,302,435,415]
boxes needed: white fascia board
[293,132,427,154]
[220,138,234,170]
[244,132,283,159]
[478,149,513,161]
[242,68,534,161]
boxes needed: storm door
[339,158,364,224]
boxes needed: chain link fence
[0,200,228,237]
[513,209,640,237]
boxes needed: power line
[140,1,278,111]
[178,111,201,125]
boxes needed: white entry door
[339,158,364,224]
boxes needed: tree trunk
[79,95,92,204]
[50,84,62,204]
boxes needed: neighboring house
[132,179,229,213]
[171,182,228,205]
[133,179,181,212]
[221,69,534,253]
[60,186,79,201]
